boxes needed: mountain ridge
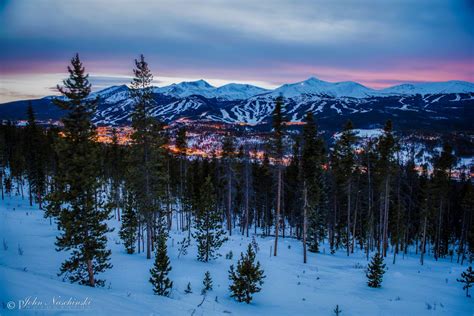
[0,77,473,132]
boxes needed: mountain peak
[304,76,322,83]
[182,79,214,88]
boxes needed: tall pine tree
[127,54,167,259]
[45,54,112,287]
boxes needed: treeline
[0,54,473,294]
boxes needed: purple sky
[0,0,473,103]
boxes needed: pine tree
[334,305,342,315]
[127,54,167,260]
[302,112,326,254]
[221,133,235,235]
[272,96,285,256]
[149,234,173,296]
[457,266,474,297]
[119,190,138,254]
[202,271,213,294]
[432,142,456,260]
[229,244,265,303]
[366,252,386,288]
[331,120,357,256]
[24,104,46,208]
[45,54,112,287]
[193,176,228,262]
[375,120,396,257]
[107,128,124,221]
[175,126,188,232]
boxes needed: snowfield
[1,195,472,315]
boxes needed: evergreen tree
[193,176,227,262]
[119,189,138,254]
[375,120,396,257]
[24,104,46,208]
[149,234,173,296]
[221,133,235,235]
[272,96,285,256]
[432,142,456,260]
[107,128,124,221]
[457,266,474,297]
[202,271,213,294]
[229,244,265,303]
[175,126,188,232]
[302,112,326,254]
[331,120,357,256]
[366,252,386,288]
[128,54,167,259]
[45,54,112,287]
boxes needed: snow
[1,195,472,315]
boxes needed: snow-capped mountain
[0,77,473,132]
[152,80,268,100]
[269,77,376,98]
[90,85,130,104]
[92,77,474,101]
[213,83,269,100]
[380,80,474,95]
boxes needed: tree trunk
[420,214,427,265]
[435,200,443,261]
[244,163,250,238]
[146,220,152,259]
[274,166,282,257]
[303,182,308,264]
[346,180,351,257]
[87,259,95,287]
[383,176,390,257]
[227,171,232,236]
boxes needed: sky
[0,0,473,103]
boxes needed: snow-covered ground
[1,195,472,315]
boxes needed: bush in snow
[177,237,190,258]
[228,244,265,304]
[184,282,192,294]
[225,250,233,260]
[251,235,259,254]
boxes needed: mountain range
[1,77,473,132]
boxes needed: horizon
[1,0,473,103]
[1,72,473,104]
